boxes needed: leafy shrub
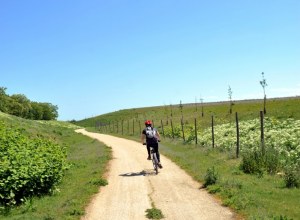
[204,166,218,187]
[0,122,68,206]
[240,147,282,176]
[164,125,182,138]
[284,164,300,188]
[240,149,264,175]
[145,207,164,219]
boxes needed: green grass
[156,140,300,219]
[0,112,111,219]
[75,97,300,135]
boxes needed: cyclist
[141,120,163,168]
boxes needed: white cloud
[269,85,300,97]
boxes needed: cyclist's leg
[146,144,151,159]
[153,143,162,168]
[153,143,160,162]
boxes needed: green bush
[240,147,282,176]
[204,166,218,187]
[145,207,164,219]
[284,164,300,188]
[0,122,68,206]
[240,149,264,175]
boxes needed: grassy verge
[0,114,111,220]
[158,140,299,219]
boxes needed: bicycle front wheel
[152,153,158,175]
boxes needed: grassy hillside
[0,112,111,220]
[75,96,300,130]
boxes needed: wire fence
[96,110,267,159]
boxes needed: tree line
[0,87,58,120]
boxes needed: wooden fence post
[235,112,240,158]
[139,120,141,135]
[117,121,119,133]
[260,111,265,156]
[122,120,124,135]
[181,117,185,142]
[127,120,129,135]
[195,118,198,145]
[161,119,165,138]
[133,119,135,135]
[171,119,174,139]
[211,115,215,148]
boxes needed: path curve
[76,129,237,220]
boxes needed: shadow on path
[119,169,157,177]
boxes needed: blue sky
[1,0,299,121]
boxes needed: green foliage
[89,178,108,186]
[240,146,284,177]
[0,122,68,207]
[145,207,164,219]
[283,163,300,188]
[272,215,293,220]
[207,184,221,194]
[204,166,219,187]
[240,149,265,175]
[0,86,58,120]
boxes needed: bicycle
[143,141,160,175]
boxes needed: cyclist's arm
[141,133,146,144]
[156,130,161,141]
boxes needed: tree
[260,72,268,114]
[164,104,169,125]
[0,86,58,120]
[0,87,9,112]
[170,104,173,118]
[179,100,183,118]
[200,96,204,117]
[40,103,59,120]
[228,86,233,114]
[29,102,44,120]
[10,94,32,118]
[7,97,24,117]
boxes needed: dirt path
[76,129,237,220]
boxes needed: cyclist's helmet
[145,120,152,126]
